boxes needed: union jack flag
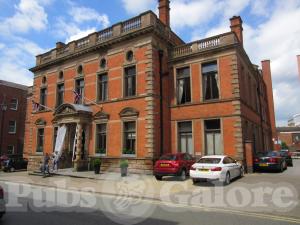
[73,90,82,104]
[32,100,40,111]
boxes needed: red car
[154,153,196,181]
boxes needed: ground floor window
[37,128,44,153]
[7,145,14,155]
[205,119,223,155]
[123,121,136,155]
[96,124,107,154]
[178,121,193,154]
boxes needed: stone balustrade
[171,32,238,59]
[36,11,180,66]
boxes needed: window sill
[176,102,192,106]
[121,154,136,158]
[8,132,16,135]
[95,153,106,157]
[123,95,137,100]
[203,98,220,103]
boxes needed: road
[0,160,299,225]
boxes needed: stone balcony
[34,11,183,68]
[170,32,238,60]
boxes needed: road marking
[2,180,300,224]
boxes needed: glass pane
[180,136,186,153]
[198,158,221,164]
[178,121,192,132]
[204,75,211,100]
[187,135,193,154]
[214,133,223,155]
[206,133,214,155]
[177,67,190,78]
[202,62,217,73]
[211,73,219,99]
[205,119,220,131]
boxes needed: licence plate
[198,169,209,172]
[259,163,268,167]
[160,163,169,167]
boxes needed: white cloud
[0,0,48,35]
[121,0,155,15]
[53,2,110,44]
[66,28,97,43]
[195,0,300,125]
[222,0,250,19]
[250,0,271,17]
[69,5,110,27]
[0,38,45,86]
[170,0,222,30]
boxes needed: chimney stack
[158,0,170,27]
[230,16,243,46]
[261,60,277,147]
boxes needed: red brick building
[24,0,276,173]
[277,127,300,151]
[0,80,28,156]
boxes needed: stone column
[73,123,82,171]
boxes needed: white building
[288,114,300,127]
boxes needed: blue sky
[0,0,300,126]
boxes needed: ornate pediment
[119,107,139,118]
[35,118,46,126]
[54,103,77,116]
[93,111,109,120]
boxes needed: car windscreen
[197,158,221,164]
[266,151,279,157]
[159,155,177,161]
[279,151,288,156]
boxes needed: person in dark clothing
[41,153,50,177]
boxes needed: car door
[228,157,240,178]
[223,157,238,178]
[184,153,194,170]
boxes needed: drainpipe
[158,50,164,157]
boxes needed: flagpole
[83,96,103,110]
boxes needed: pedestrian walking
[52,151,60,172]
[41,153,50,177]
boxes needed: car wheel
[10,167,15,172]
[224,172,230,185]
[279,163,284,172]
[179,169,186,181]
[155,175,162,181]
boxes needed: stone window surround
[94,122,108,157]
[176,120,194,155]
[172,57,222,106]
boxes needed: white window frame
[10,98,18,110]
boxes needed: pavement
[0,160,300,224]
